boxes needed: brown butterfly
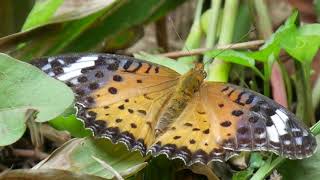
[32,53,316,165]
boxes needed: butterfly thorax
[155,63,206,137]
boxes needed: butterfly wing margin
[149,94,237,165]
[202,82,317,159]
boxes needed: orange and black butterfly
[32,54,316,165]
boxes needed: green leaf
[205,49,264,79]
[22,0,118,31]
[247,11,298,62]
[134,52,190,75]
[232,153,265,180]
[22,0,64,31]
[311,120,320,136]
[0,109,28,146]
[103,26,144,51]
[298,24,320,36]
[277,136,320,180]
[0,53,74,145]
[63,0,187,53]
[249,153,265,169]
[34,137,147,179]
[49,114,92,138]
[281,35,320,63]
[1,0,187,59]
[281,24,320,63]
[140,155,176,180]
[232,169,254,180]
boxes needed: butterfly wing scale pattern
[32,54,179,154]
[32,54,317,165]
[149,93,236,165]
[202,82,316,159]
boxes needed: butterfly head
[178,63,206,94]
[193,62,207,80]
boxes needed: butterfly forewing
[32,54,179,154]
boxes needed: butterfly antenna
[204,27,256,66]
[168,16,198,62]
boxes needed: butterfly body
[32,54,317,165]
[155,63,206,136]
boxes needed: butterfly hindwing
[149,93,235,165]
[202,82,316,159]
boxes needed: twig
[155,16,169,52]
[160,40,264,58]
[12,149,49,160]
[40,124,71,146]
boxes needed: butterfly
[32,53,316,165]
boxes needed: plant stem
[177,0,204,67]
[203,0,221,64]
[207,0,239,82]
[263,62,270,97]
[252,0,288,106]
[252,0,273,38]
[295,62,315,126]
[250,156,284,180]
[313,74,320,109]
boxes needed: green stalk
[295,62,315,126]
[203,0,221,64]
[252,0,272,97]
[177,0,204,67]
[250,156,284,180]
[252,0,273,38]
[312,74,320,110]
[279,61,292,107]
[263,62,270,97]
[207,0,239,82]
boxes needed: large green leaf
[280,24,320,63]
[0,53,74,145]
[246,11,298,62]
[22,0,65,30]
[0,0,187,59]
[34,137,148,179]
[205,49,264,79]
[62,0,187,52]
[22,0,119,31]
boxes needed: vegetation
[0,0,320,179]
